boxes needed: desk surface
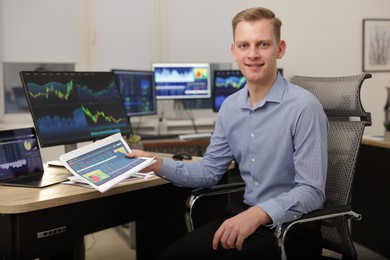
[0,153,203,214]
[362,136,390,149]
[0,165,168,214]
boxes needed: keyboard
[139,134,179,140]
[178,133,212,140]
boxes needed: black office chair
[184,73,372,260]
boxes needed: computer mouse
[172,151,193,160]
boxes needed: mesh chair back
[290,74,372,259]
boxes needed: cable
[184,108,198,134]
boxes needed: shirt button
[250,133,254,138]
[254,182,259,186]
[251,158,255,162]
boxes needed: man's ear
[277,40,286,59]
[231,43,237,61]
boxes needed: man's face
[231,19,285,88]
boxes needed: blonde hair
[232,7,282,42]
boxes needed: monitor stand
[46,143,77,167]
[164,100,188,120]
[64,143,78,153]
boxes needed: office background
[0,0,389,162]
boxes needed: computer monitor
[212,70,246,112]
[20,71,132,149]
[152,63,211,100]
[112,69,157,117]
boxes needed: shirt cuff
[258,199,286,229]
[156,157,177,180]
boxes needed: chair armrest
[186,182,245,210]
[294,205,362,222]
[185,182,245,232]
[275,205,362,260]
[190,182,246,197]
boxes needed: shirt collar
[238,72,285,110]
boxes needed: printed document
[59,133,155,193]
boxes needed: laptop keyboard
[10,176,42,185]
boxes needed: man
[127,6,328,259]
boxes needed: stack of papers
[63,172,155,189]
[59,133,156,193]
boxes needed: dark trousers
[155,219,322,260]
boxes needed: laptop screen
[0,127,44,182]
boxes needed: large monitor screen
[152,63,211,100]
[20,71,132,148]
[213,70,246,112]
[112,70,157,117]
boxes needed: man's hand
[212,206,271,251]
[126,149,163,174]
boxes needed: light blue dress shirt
[158,73,328,228]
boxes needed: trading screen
[20,71,132,147]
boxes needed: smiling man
[231,8,286,108]
[127,7,328,260]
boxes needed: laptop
[0,127,69,188]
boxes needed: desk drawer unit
[0,183,193,259]
[16,208,80,258]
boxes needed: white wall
[1,0,389,161]
[0,0,79,63]
[93,0,155,70]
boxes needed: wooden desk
[0,161,193,259]
[352,137,390,258]
[0,166,167,214]
[361,136,390,149]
